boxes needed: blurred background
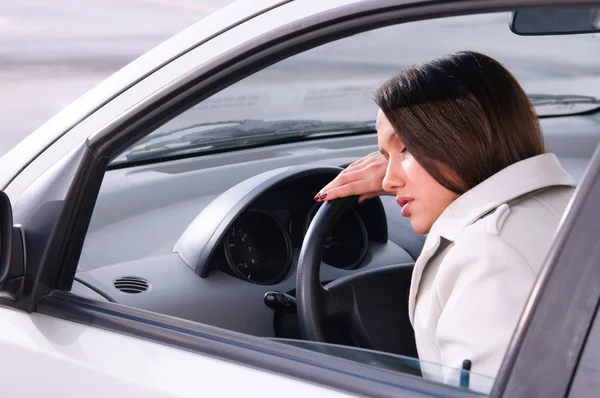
[0,0,233,156]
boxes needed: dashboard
[74,140,416,337]
[205,172,384,285]
[173,166,390,285]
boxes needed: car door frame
[2,0,600,396]
[491,143,600,397]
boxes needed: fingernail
[319,193,328,201]
[314,193,321,201]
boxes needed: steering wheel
[296,196,371,347]
[296,196,418,355]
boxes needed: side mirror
[0,191,13,287]
[510,8,600,35]
[0,191,25,298]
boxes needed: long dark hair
[373,51,545,194]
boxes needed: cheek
[406,159,457,215]
[402,157,431,187]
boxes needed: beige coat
[409,153,576,382]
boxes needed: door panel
[0,306,349,398]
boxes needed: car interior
[66,8,600,388]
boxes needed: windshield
[111,12,600,166]
[272,338,495,395]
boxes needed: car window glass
[111,11,600,165]
[274,339,495,394]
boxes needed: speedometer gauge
[225,225,263,280]
[224,209,292,284]
[305,203,368,270]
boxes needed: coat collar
[408,153,575,323]
[428,153,575,242]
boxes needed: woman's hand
[315,151,390,203]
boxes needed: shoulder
[451,185,575,275]
[436,229,534,298]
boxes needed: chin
[410,219,431,235]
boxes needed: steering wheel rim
[296,195,374,345]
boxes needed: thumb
[358,191,382,203]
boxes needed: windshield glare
[112,11,600,166]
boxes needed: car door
[0,305,351,398]
[0,0,599,397]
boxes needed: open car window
[64,5,600,397]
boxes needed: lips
[396,196,414,217]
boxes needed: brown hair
[373,51,545,194]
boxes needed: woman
[315,51,575,379]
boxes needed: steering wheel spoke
[324,282,374,349]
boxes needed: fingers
[358,191,382,203]
[320,181,367,201]
[358,190,394,203]
[314,152,387,202]
[320,178,383,201]
[318,153,382,194]
[318,168,366,195]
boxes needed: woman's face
[376,110,459,234]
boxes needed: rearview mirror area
[510,8,600,35]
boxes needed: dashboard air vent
[113,277,149,294]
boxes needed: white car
[0,1,599,397]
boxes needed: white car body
[0,309,349,397]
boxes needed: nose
[381,158,404,194]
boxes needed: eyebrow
[387,131,398,145]
[379,131,398,155]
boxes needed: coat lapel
[408,233,441,324]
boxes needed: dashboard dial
[305,203,368,269]
[224,209,292,284]
[226,226,263,280]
